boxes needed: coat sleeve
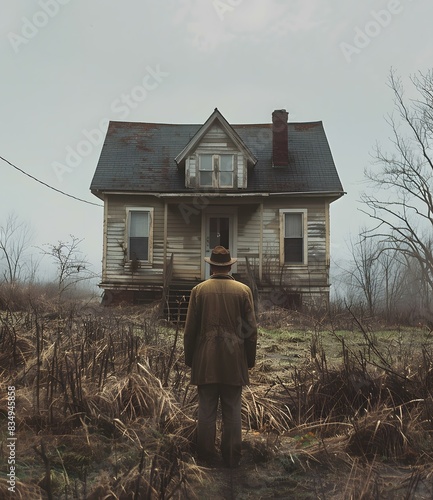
[243,288,258,369]
[183,287,198,368]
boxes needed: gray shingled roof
[90,119,344,196]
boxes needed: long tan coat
[184,274,257,386]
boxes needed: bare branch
[41,235,97,297]
[362,68,433,318]
[0,213,35,283]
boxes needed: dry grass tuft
[242,386,293,433]
[347,404,433,462]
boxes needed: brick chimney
[272,109,289,167]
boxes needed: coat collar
[209,274,235,280]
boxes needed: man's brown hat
[204,246,237,266]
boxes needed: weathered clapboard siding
[260,198,329,288]
[238,155,245,188]
[198,125,238,152]
[166,203,202,280]
[101,191,332,303]
[185,156,196,186]
[216,197,330,291]
[236,203,262,276]
[103,194,165,286]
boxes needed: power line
[0,155,103,207]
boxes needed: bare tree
[334,231,415,322]
[361,68,433,321]
[376,246,406,322]
[334,231,383,316]
[42,235,96,296]
[352,233,380,315]
[0,213,35,283]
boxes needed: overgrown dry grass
[0,295,433,499]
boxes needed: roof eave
[90,189,346,199]
[269,190,346,202]
[91,189,105,200]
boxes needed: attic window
[199,154,234,188]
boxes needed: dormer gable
[175,108,257,189]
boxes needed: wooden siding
[103,195,203,287]
[260,198,329,289]
[237,203,261,276]
[166,203,202,280]
[101,193,331,300]
[238,155,246,188]
[103,195,165,286]
[185,156,196,187]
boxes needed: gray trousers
[197,384,242,467]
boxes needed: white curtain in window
[285,213,302,238]
[130,211,149,237]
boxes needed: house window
[127,208,153,262]
[280,209,307,265]
[199,154,213,187]
[199,154,234,188]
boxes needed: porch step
[164,282,196,322]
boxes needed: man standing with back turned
[184,245,258,468]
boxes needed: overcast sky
[1,0,432,283]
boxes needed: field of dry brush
[1,296,433,499]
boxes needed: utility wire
[0,155,103,207]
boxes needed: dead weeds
[1,301,433,498]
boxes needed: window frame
[279,209,308,266]
[198,154,234,188]
[126,207,154,264]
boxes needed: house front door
[204,208,237,279]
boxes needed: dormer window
[199,154,234,188]
[177,109,256,190]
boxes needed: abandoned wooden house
[90,108,344,314]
